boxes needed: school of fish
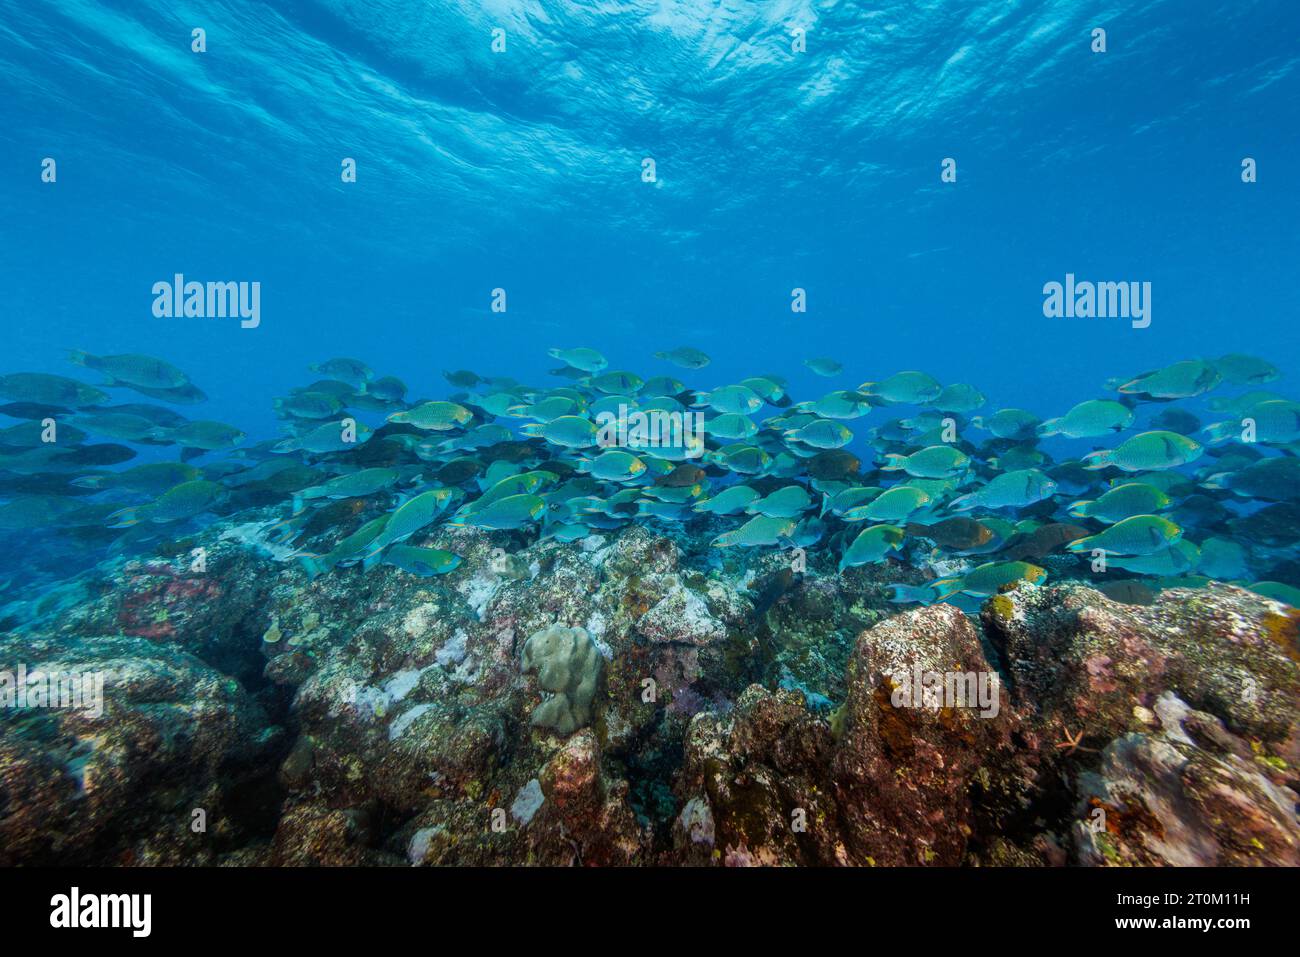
[3,348,1299,613]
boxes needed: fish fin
[106,507,141,528]
[1067,500,1092,518]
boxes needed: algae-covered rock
[3,513,1295,868]
[521,623,602,734]
[982,581,1300,745]
[1072,693,1300,866]
[0,632,283,866]
[832,602,1021,866]
[675,685,840,866]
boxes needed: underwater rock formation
[0,521,1295,866]
[0,630,282,866]
[1072,692,1300,866]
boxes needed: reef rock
[1072,693,1300,866]
[982,581,1300,747]
[0,632,282,865]
[3,520,1296,868]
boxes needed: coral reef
[1,518,1295,866]
[521,624,602,733]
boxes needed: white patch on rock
[585,611,613,658]
[641,582,726,645]
[450,654,480,684]
[383,667,426,703]
[457,570,500,621]
[350,683,391,720]
[389,702,434,740]
[677,796,715,846]
[436,629,469,668]
[407,825,444,865]
[219,522,299,563]
[510,778,545,825]
[1153,691,1195,745]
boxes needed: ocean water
[3,2,1297,578]
[1,1,1299,869]
[4,1,1298,421]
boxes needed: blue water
[4,0,1297,436]
[1,2,1298,591]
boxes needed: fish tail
[1065,534,1095,553]
[66,349,92,368]
[1036,418,1061,437]
[106,506,141,528]
[360,543,388,571]
[887,583,934,605]
[298,556,327,581]
[1080,450,1113,470]
[886,584,913,604]
[1201,422,1236,445]
[879,454,907,471]
[264,515,304,544]
[1067,499,1093,518]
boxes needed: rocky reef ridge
[2,518,1296,866]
